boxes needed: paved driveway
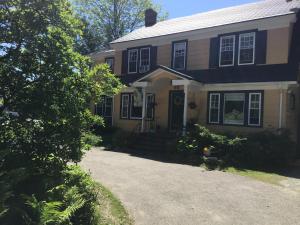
[81,149,300,225]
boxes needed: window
[238,32,255,65]
[223,93,245,125]
[128,49,138,73]
[121,94,130,118]
[146,94,155,119]
[248,93,261,126]
[105,58,114,72]
[130,89,143,119]
[209,93,220,124]
[140,48,150,73]
[208,91,263,126]
[173,41,187,70]
[219,35,235,67]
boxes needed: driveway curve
[81,149,300,225]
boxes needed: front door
[169,91,184,131]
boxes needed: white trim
[248,93,262,126]
[121,94,130,119]
[202,81,297,91]
[134,68,188,83]
[219,35,236,67]
[139,47,151,73]
[172,80,191,86]
[132,81,149,88]
[208,93,220,124]
[128,49,138,74]
[111,14,295,50]
[238,32,256,65]
[172,41,187,70]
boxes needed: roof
[111,0,300,44]
[119,64,299,85]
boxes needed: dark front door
[169,90,184,131]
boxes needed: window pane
[224,93,245,125]
[105,58,114,71]
[130,89,143,118]
[220,36,235,66]
[140,48,150,73]
[128,50,138,73]
[209,94,220,123]
[248,93,261,126]
[173,42,186,70]
[239,33,255,64]
[121,95,129,118]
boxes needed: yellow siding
[157,44,172,67]
[114,51,122,75]
[187,39,210,70]
[266,27,291,65]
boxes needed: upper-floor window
[139,48,150,73]
[173,41,187,70]
[105,57,114,72]
[128,49,138,73]
[238,32,255,65]
[219,35,235,67]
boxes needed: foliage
[82,132,103,147]
[111,130,134,148]
[177,125,295,169]
[0,0,121,224]
[72,0,168,53]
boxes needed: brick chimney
[145,8,157,27]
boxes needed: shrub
[111,130,134,148]
[82,132,102,147]
[177,125,296,169]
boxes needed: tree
[72,0,168,54]
[0,0,122,223]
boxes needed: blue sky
[154,0,261,18]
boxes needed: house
[91,0,300,143]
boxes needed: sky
[154,0,261,19]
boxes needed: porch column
[141,87,147,133]
[183,84,188,135]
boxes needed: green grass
[224,167,286,186]
[97,183,133,225]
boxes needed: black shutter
[121,50,128,75]
[150,46,158,70]
[256,30,267,65]
[209,37,219,68]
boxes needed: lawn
[224,167,286,186]
[97,183,133,225]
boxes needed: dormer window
[139,47,150,73]
[128,49,138,73]
[219,35,235,67]
[238,32,255,65]
[172,41,187,70]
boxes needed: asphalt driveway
[81,149,300,225]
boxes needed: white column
[183,84,188,135]
[141,87,146,133]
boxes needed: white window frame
[129,94,143,120]
[172,41,187,70]
[209,93,220,124]
[248,92,262,126]
[146,93,155,120]
[128,49,138,74]
[238,32,256,66]
[121,94,130,119]
[139,47,151,73]
[223,93,245,125]
[105,58,114,72]
[219,35,235,67]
